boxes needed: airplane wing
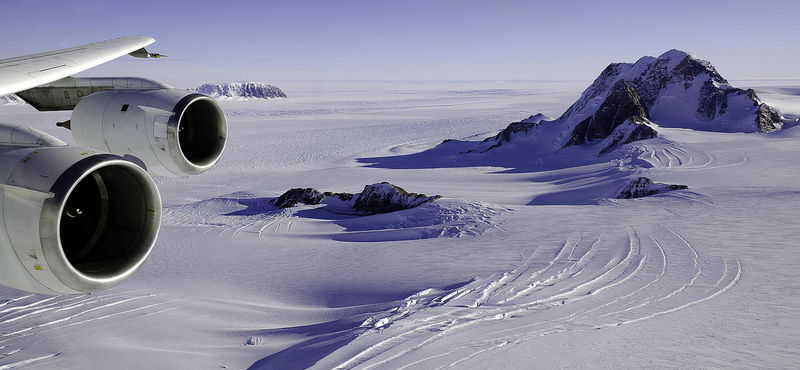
[0,37,227,295]
[0,36,155,96]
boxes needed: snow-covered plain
[1,80,799,369]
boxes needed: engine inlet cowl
[0,145,161,295]
[41,155,161,292]
[70,89,227,178]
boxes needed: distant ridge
[1,83,288,105]
[193,82,287,100]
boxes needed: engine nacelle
[0,124,161,294]
[70,88,227,178]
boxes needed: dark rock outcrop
[697,80,728,120]
[273,188,325,208]
[490,120,540,145]
[482,113,552,151]
[598,123,659,156]
[616,177,688,199]
[563,80,655,149]
[273,183,441,215]
[352,182,441,215]
[668,54,727,88]
[755,101,783,133]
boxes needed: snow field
[309,224,741,370]
[0,80,798,369]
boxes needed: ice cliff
[194,82,287,100]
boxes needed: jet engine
[0,124,161,294]
[68,88,227,177]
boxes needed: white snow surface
[0,80,798,369]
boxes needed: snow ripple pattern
[625,141,747,172]
[311,224,740,370]
[0,291,186,369]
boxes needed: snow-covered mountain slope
[560,49,784,133]
[552,49,784,135]
[392,50,785,167]
[194,82,287,100]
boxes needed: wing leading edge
[0,36,156,96]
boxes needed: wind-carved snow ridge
[193,82,287,100]
[614,137,749,173]
[310,225,740,370]
[0,290,182,369]
[162,192,291,238]
[334,199,508,242]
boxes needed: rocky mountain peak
[670,54,727,86]
[434,49,787,164]
[658,49,690,61]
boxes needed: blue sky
[3,0,799,82]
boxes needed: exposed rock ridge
[353,183,442,215]
[563,79,656,153]
[560,63,626,120]
[273,188,325,208]
[482,113,553,151]
[617,177,688,199]
[272,183,441,215]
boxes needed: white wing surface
[0,36,155,96]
